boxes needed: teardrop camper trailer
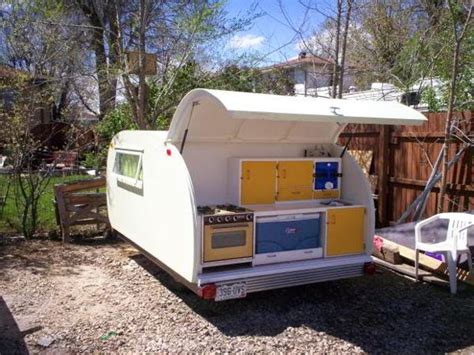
[107,89,426,301]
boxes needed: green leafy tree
[83,104,138,168]
[68,0,256,127]
[0,1,89,237]
[1,75,62,238]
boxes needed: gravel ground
[1,238,473,354]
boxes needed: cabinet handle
[327,214,336,225]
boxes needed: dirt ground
[1,238,473,354]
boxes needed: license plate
[215,282,247,301]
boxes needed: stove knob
[233,216,238,222]
[224,216,231,222]
[246,214,253,221]
[216,217,222,223]
[208,217,214,224]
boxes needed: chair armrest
[458,223,474,234]
[456,223,474,250]
[415,214,442,244]
[453,223,474,250]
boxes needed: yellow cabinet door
[276,161,314,201]
[241,161,276,205]
[326,207,365,256]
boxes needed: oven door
[203,224,253,262]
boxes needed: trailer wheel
[104,229,118,240]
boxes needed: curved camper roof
[167,89,427,144]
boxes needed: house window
[114,150,143,193]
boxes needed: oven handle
[210,224,250,230]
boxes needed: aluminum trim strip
[198,254,371,285]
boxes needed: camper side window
[113,150,143,191]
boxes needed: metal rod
[180,101,199,155]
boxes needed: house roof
[167,89,427,145]
[264,55,333,71]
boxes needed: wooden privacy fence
[54,176,110,242]
[339,111,473,227]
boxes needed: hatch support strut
[180,101,199,154]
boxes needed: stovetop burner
[197,204,252,215]
[216,204,249,213]
[198,204,254,224]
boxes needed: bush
[82,104,138,168]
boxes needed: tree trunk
[77,1,114,119]
[331,0,342,99]
[106,1,140,125]
[437,2,472,212]
[437,43,459,213]
[136,0,149,129]
[106,1,121,112]
[337,0,352,99]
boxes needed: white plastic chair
[415,212,473,294]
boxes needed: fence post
[54,184,70,242]
[377,125,391,226]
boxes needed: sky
[223,0,331,66]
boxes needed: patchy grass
[0,174,96,234]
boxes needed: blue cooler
[256,213,321,254]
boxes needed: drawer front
[277,186,313,201]
[313,190,340,199]
[254,248,323,265]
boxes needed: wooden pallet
[374,235,474,286]
[54,177,110,242]
[374,257,452,289]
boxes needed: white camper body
[107,89,426,301]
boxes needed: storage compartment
[313,158,341,199]
[276,161,314,201]
[254,213,322,265]
[240,160,277,205]
[229,157,343,206]
[326,207,365,256]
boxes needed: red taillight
[364,262,376,275]
[166,149,172,156]
[198,284,216,300]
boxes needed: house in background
[340,79,445,111]
[263,56,443,111]
[0,64,97,165]
[263,51,356,97]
